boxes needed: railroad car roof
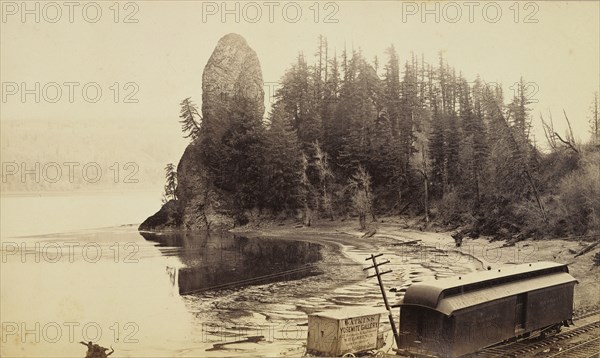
[435,272,576,315]
[402,261,576,314]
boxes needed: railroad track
[545,336,600,358]
[470,311,600,358]
[577,310,600,321]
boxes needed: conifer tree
[337,52,380,174]
[322,52,341,158]
[276,53,322,150]
[383,45,401,136]
[312,141,335,220]
[590,92,599,144]
[219,98,267,213]
[179,97,201,140]
[162,163,177,203]
[264,103,304,212]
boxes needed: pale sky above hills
[1,1,599,147]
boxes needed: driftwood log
[575,241,600,257]
[206,336,265,351]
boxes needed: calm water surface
[1,195,479,357]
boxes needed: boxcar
[398,261,577,357]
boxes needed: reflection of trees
[140,232,323,294]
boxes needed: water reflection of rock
[140,232,323,295]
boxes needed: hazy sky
[2,1,599,145]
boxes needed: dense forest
[170,36,600,239]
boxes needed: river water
[1,194,480,357]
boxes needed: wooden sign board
[307,307,385,357]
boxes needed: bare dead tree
[554,110,580,154]
[540,112,557,151]
[540,110,579,154]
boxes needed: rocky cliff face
[202,33,265,138]
[139,33,264,231]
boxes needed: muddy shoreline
[231,217,599,315]
[130,218,598,357]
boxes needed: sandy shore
[233,216,600,315]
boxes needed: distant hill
[0,119,188,193]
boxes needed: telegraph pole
[364,253,401,349]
